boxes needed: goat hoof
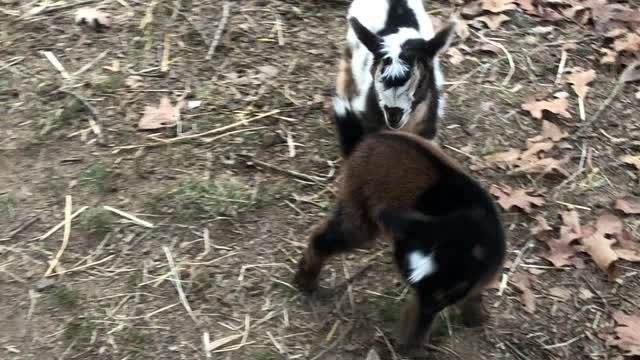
[293,271,318,293]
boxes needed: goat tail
[332,97,363,157]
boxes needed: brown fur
[294,131,501,349]
[336,46,357,99]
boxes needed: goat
[294,98,506,349]
[336,0,455,139]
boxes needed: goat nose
[383,106,404,126]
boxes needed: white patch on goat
[407,250,436,284]
[379,28,422,80]
[332,97,351,117]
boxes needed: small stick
[103,206,154,228]
[554,201,591,211]
[57,89,104,143]
[0,57,25,72]
[37,206,88,241]
[48,255,115,276]
[161,33,171,73]
[275,14,285,46]
[203,331,212,358]
[578,61,639,135]
[578,96,586,121]
[37,0,99,15]
[241,155,327,183]
[44,196,73,277]
[498,239,532,296]
[72,50,109,77]
[472,30,514,86]
[114,110,279,150]
[554,49,567,85]
[42,51,70,79]
[2,217,39,241]
[163,246,199,324]
[309,324,354,360]
[206,2,231,60]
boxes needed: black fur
[378,0,420,36]
[333,101,365,157]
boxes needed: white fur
[346,0,444,123]
[332,97,351,117]
[407,250,436,284]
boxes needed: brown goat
[294,98,506,349]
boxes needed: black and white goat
[336,0,455,139]
[294,98,506,349]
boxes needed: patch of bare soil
[1,0,639,359]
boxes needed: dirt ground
[1,0,640,359]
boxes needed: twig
[48,255,115,276]
[103,206,154,228]
[0,57,25,72]
[114,110,279,151]
[1,217,38,241]
[471,30,514,86]
[42,51,70,79]
[554,49,567,86]
[36,0,99,15]
[72,50,109,77]
[449,56,504,91]
[37,206,88,241]
[161,33,171,73]
[578,61,639,135]
[163,246,199,324]
[57,89,105,143]
[375,327,397,360]
[498,239,532,296]
[44,196,73,277]
[241,156,328,183]
[542,334,586,350]
[206,2,231,60]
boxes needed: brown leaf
[512,156,571,177]
[613,32,640,54]
[484,148,521,163]
[567,70,596,98]
[578,214,621,278]
[482,0,517,13]
[599,48,618,64]
[476,14,511,30]
[610,311,640,356]
[138,96,184,130]
[446,48,466,65]
[75,7,113,28]
[522,98,572,119]
[461,1,484,18]
[541,120,569,141]
[490,184,545,213]
[521,141,554,160]
[531,215,552,236]
[548,287,571,302]
[615,230,640,262]
[515,0,540,16]
[543,211,581,267]
[455,20,471,40]
[512,273,536,313]
[621,155,640,170]
[621,61,640,83]
[614,196,640,214]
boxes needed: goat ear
[377,209,430,235]
[349,17,382,56]
[420,21,457,59]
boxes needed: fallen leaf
[521,141,554,160]
[257,65,279,78]
[599,48,618,64]
[490,184,545,213]
[138,96,184,130]
[578,214,622,278]
[456,20,471,40]
[548,287,571,301]
[621,155,640,170]
[613,32,640,54]
[522,98,572,119]
[484,148,521,163]
[621,61,640,83]
[75,7,113,28]
[447,48,465,65]
[515,0,540,16]
[541,120,569,141]
[512,273,536,313]
[614,196,640,214]
[579,287,594,300]
[567,70,596,98]
[476,14,510,30]
[543,211,581,267]
[609,310,640,356]
[125,75,144,88]
[512,156,571,177]
[531,215,552,236]
[482,0,517,13]
[461,1,484,18]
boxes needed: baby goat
[294,98,506,349]
[337,0,455,139]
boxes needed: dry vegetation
[1,0,640,359]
